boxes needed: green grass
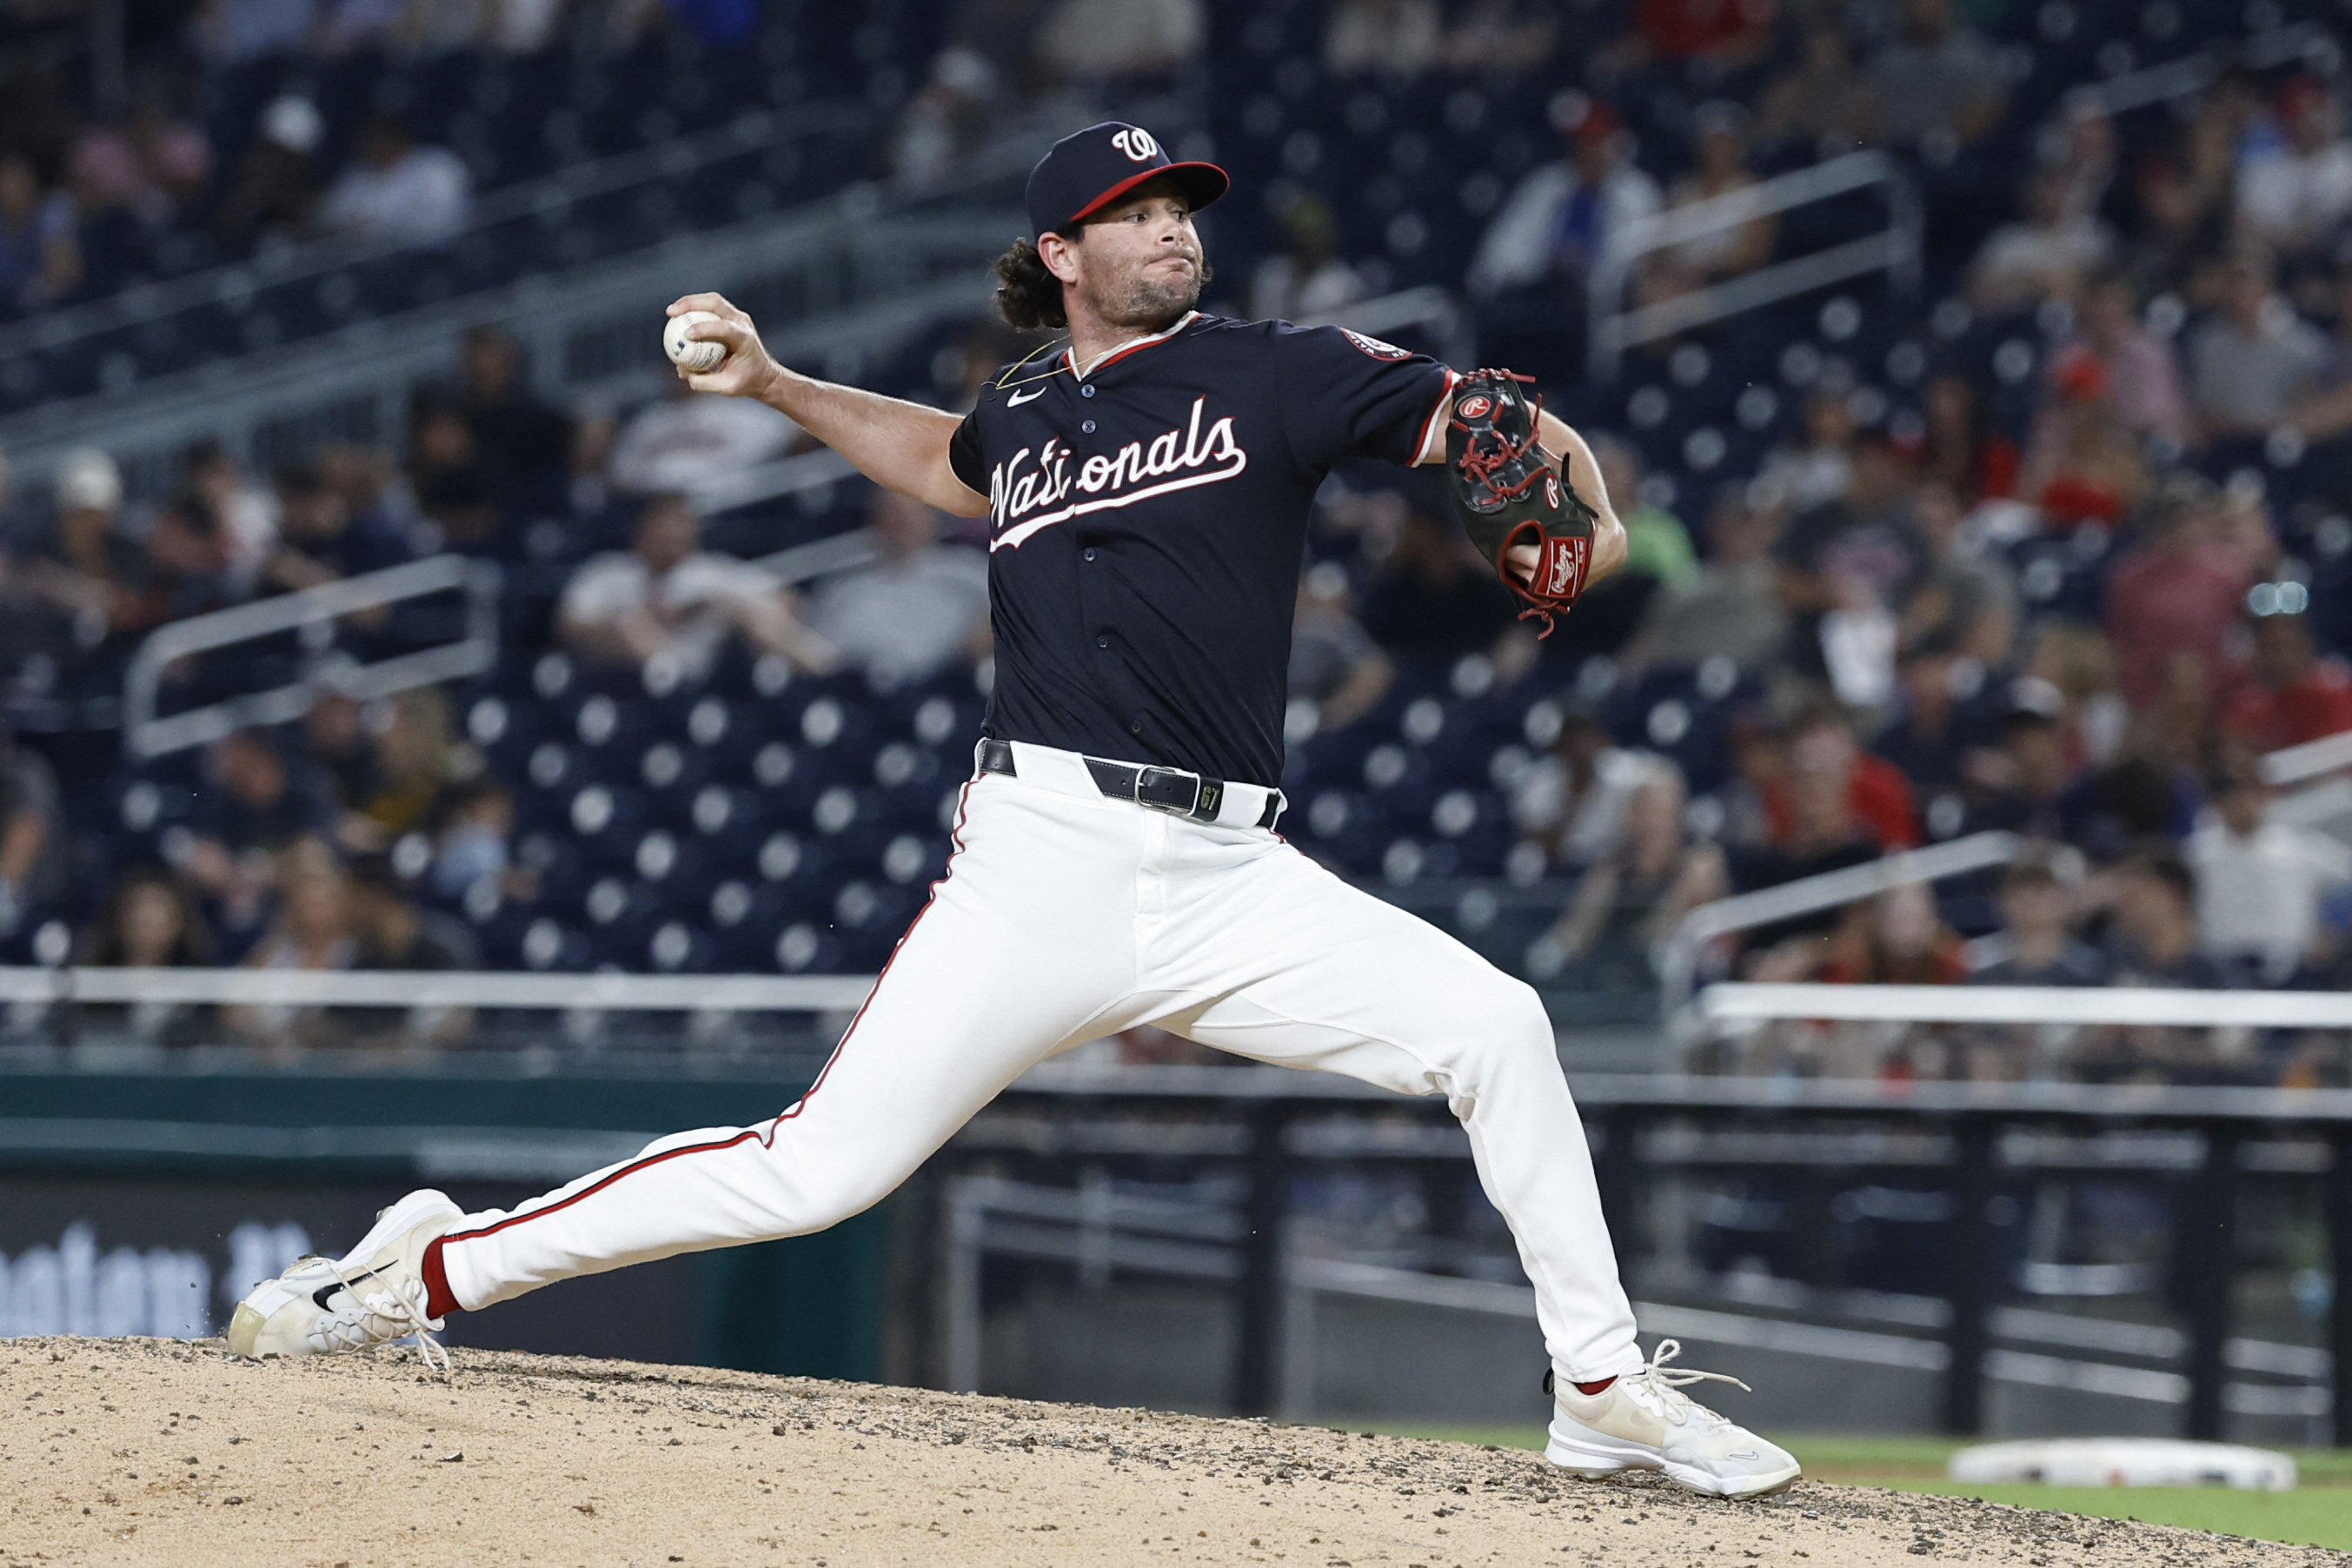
[1332,1425,2352,1551]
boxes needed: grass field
[1353,1425,2352,1551]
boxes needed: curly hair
[993,236,1068,332]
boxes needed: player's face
[1067,185,1208,330]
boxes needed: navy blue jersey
[947,311,1454,787]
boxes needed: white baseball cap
[54,448,122,513]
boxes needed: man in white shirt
[2184,770,2352,984]
[807,488,990,685]
[560,494,837,685]
[2239,77,2352,258]
[319,116,471,246]
[606,377,804,496]
[1469,101,1661,301]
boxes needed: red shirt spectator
[2103,482,2249,710]
[2224,613,2352,752]
[1635,0,1773,59]
[1762,709,1920,850]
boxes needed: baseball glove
[1445,369,1599,638]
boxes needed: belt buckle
[1133,765,1203,818]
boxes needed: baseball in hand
[664,311,728,374]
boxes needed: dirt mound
[1,1337,2336,1567]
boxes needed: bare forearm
[757,366,989,515]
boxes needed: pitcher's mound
[0,1337,2329,1566]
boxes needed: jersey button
[1128,719,1143,734]
[1095,634,1110,649]
[1081,384,1096,398]
[1080,419,1097,434]
[1083,548,1097,561]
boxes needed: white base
[1948,1438,2296,1492]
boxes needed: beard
[1081,249,1213,331]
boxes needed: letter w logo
[1109,127,1159,162]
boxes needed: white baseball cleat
[1545,1339,1802,1499]
[226,1188,462,1370]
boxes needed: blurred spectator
[1756,389,1857,513]
[2129,81,2248,289]
[429,775,534,904]
[2103,475,2249,714]
[20,448,136,647]
[2099,844,2225,988]
[1771,435,1929,707]
[1616,0,1772,70]
[2187,249,2328,441]
[1468,100,1660,300]
[319,116,471,247]
[561,494,837,684]
[2024,620,2129,765]
[1653,103,1776,297]
[1359,499,1518,656]
[118,492,237,636]
[1871,632,1982,795]
[350,855,477,970]
[1969,169,2114,315]
[1818,881,1966,986]
[213,94,322,248]
[1729,721,1883,947]
[2223,610,2352,752]
[1538,763,1722,988]
[1757,24,1879,151]
[1033,0,1203,83]
[1902,481,2016,668]
[1324,0,1441,76]
[181,728,341,939]
[1622,484,1786,676]
[1438,0,1557,74]
[183,438,279,590]
[196,0,316,63]
[406,400,502,550]
[1917,374,2016,506]
[1965,854,2109,985]
[2185,767,2352,985]
[1763,704,1917,852]
[1867,0,2006,148]
[1286,561,1393,734]
[0,719,64,932]
[1590,436,1695,588]
[1512,708,1665,870]
[68,96,212,233]
[458,328,575,514]
[77,867,215,1048]
[1246,195,1365,323]
[83,867,213,967]
[2056,750,2200,866]
[1963,701,2075,841]
[2066,276,2189,448]
[230,838,360,1050]
[0,152,80,311]
[344,688,471,850]
[2236,76,2352,260]
[2015,352,2150,528]
[302,688,379,812]
[265,462,413,592]
[606,380,803,497]
[893,43,1006,185]
[806,490,989,684]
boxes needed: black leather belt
[977,738,1283,828]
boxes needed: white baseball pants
[436,741,1644,1382]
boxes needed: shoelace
[310,1260,451,1375]
[1617,1339,1749,1427]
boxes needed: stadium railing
[124,554,502,758]
[1585,150,1923,382]
[1657,830,2023,1040]
[0,192,1020,502]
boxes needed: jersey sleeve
[1272,322,1457,472]
[947,409,987,495]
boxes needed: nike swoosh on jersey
[1005,386,1049,407]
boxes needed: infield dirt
[2,1337,2340,1568]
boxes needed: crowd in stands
[0,2,2348,1086]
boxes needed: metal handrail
[1587,149,1921,380]
[2261,728,2352,787]
[2064,22,2330,120]
[123,554,502,758]
[1698,980,2352,1031]
[1658,830,2023,1040]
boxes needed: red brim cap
[1027,122,1229,236]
